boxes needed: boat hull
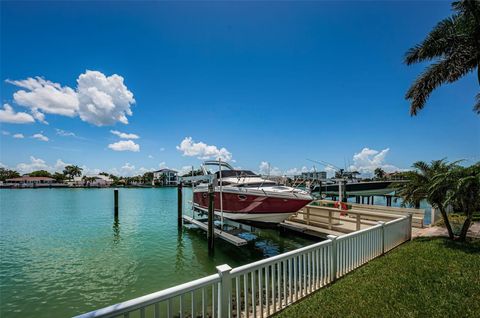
[193,190,311,223]
[193,205,295,223]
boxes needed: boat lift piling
[207,183,215,252]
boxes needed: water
[0,188,316,317]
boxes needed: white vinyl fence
[75,215,412,318]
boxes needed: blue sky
[1,1,478,177]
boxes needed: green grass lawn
[275,237,480,318]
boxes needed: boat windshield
[202,161,234,175]
[214,170,258,178]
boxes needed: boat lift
[177,164,248,250]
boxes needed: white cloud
[160,147,165,152]
[159,162,167,169]
[56,129,76,137]
[80,165,101,176]
[110,130,139,139]
[32,133,49,142]
[0,104,35,124]
[13,133,24,139]
[138,167,153,174]
[5,70,135,126]
[54,159,70,171]
[108,163,160,177]
[7,77,79,118]
[284,166,311,176]
[148,154,154,159]
[349,147,402,175]
[176,137,232,161]
[259,161,282,176]
[177,165,194,176]
[0,162,7,168]
[2,130,10,135]
[121,163,135,171]
[324,165,337,178]
[16,156,50,173]
[108,140,140,152]
[120,163,136,176]
[77,70,135,126]
[31,108,48,124]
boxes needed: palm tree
[437,162,480,241]
[374,168,386,180]
[397,160,457,239]
[63,165,83,180]
[404,0,480,115]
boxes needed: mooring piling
[114,189,119,217]
[177,182,183,228]
[207,183,215,252]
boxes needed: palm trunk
[439,206,455,239]
[458,212,472,242]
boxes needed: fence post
[306,207,310,225]
[378,221,385,255]
[326,235,337,282]
[217,264,232,318]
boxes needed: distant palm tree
[404,0,480,115]
[397,160,457,239]
[374,168,386,180]
[63,165,83,180]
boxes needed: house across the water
[153,169,178,186]
[4,176,63,188]
[68,175,113,187]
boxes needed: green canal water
[0,188,317,318]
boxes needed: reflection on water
[0,188,317,318]
[112,216,120,245]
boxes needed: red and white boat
[192,161,313,224]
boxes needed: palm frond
[404,16,465,65]
[406,50,477,115]
[452,0,480,17]
[412,161,430,174]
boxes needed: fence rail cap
[73,273,220,318]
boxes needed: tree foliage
[374,168,386,180]
[0,168,20,181]
[28,170,52,177]
[404,0,480,115]
[63,165,83,180]
[397,159,479,241]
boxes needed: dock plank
[280,220,346,238]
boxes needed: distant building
[89,175,113,187]
[68,175,113,187]
[5,176,57,187]
[153,169,178,186]
[385,172,405,181]
[300,171,327,180]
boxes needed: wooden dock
[279,220,345,238]
[281,201,424,238]
[182,215,248,246]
